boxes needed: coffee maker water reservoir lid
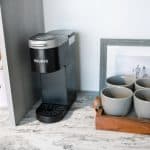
[29,33,67,49]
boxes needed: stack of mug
[101,75,150,119]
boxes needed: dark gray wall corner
[1,0,44,124]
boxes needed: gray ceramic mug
[135,78,150,90]
[134,89,150,119]
[101,86,133,116]
[106,75,135,90]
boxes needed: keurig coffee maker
[29,30,77,123]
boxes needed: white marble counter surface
[0,93,150,150]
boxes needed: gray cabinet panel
[1,0,44,125]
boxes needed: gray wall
[1,0,44,125]
[43,0,150,91]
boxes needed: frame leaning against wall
[99,39,150,94]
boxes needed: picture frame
[99,39,150,94]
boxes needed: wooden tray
[93,96,150,134]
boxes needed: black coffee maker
[29,30,77,123]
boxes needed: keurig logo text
[34,59,48,64]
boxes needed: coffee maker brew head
[29,33,67,73]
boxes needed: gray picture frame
[99,39,150,94]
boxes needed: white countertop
[0,93,150,150]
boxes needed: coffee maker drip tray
[36,103,69,123]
